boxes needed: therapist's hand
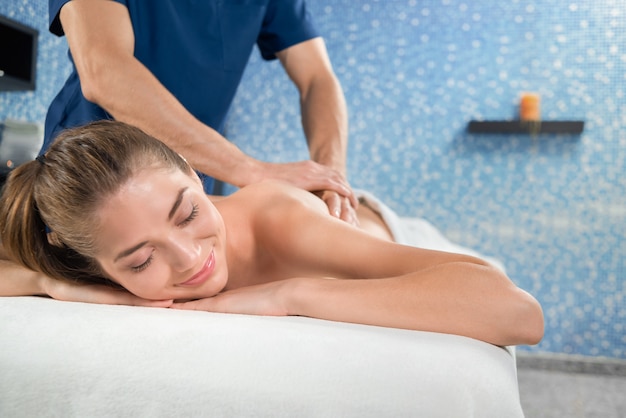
[256,160,358,220]
[315,190,359,226]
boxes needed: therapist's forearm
[60,0,263,188]
[300,72,349,175]
[79,56,261,187]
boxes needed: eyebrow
[168,187,188,221]
[114,240,149,262]
[114,187,188,262]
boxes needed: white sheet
[0,193,524,417]
[0,297,523,417]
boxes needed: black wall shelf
[467,120,584,135]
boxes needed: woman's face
[94,167,228,301]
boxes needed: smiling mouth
[178,250,215,286]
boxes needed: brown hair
[0,120,192,284]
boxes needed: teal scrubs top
[45,0,319,192]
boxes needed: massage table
[0,192,524,417]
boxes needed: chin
[189,272,229,300]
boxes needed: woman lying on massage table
[0,121,543,347]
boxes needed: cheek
[190,203,223,243]
[122,276,171,300]
[98,263,169,300]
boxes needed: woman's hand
[172,279,294,316]
[42,276,173,308]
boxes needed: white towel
[355,189,506,272]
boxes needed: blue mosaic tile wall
[1,0,624,360]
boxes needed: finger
[87,286,171,307]
[142,299,174,308]
[266,161,359,209]
[326,177,358,210]
[340,197,360,226]
[323,191,342,218]
[171,301,198,310]
[323,175,358,208]
[97,288,172,307]
[171,299,214,311]
[348,189,359,210]
[307,175,352,200]
[310,176,358,210]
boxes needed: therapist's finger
[322,190,342,218]
[317,191,359,226]
[339,196,359,226]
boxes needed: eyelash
[131,256,153,273]
[130,203,199,273]
[179,203,199,227]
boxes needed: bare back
[212,181,473,292]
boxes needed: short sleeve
[256,0,320,60]
[48,0,127,36]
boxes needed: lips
[178,250,215,286]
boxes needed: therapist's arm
[277,38,358,224]
[58,0,354,200]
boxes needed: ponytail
[0,161,50,271]
[0,159,105,285]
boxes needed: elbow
[524,298,545,346]
[79,65,106,105]
[75,53,120,106]
[504,288,545,346]
[80,79,99,104]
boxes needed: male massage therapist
[44,0,358,223]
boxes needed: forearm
[81,58,261,187]
[61,1,261,187]
[300,72,349,174]
[278,38,349,175]
[288,264,544,347]
[300,71,358,220]
[0,259,46,296]
[0,257,171,306]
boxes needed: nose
[168,233,202,273]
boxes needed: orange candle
[520,93,541,121]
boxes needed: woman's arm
[288,265,544,347]
[175,247,543,347]
[0,244,46,296]
[0,243,171,306]
[175,184,544,346]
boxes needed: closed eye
[128,202,198,273]
[179,203,199,227]
[131,253,153,273]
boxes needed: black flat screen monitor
[0,15,38,91]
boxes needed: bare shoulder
[231,180,328,215]
[225,181,334,252]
